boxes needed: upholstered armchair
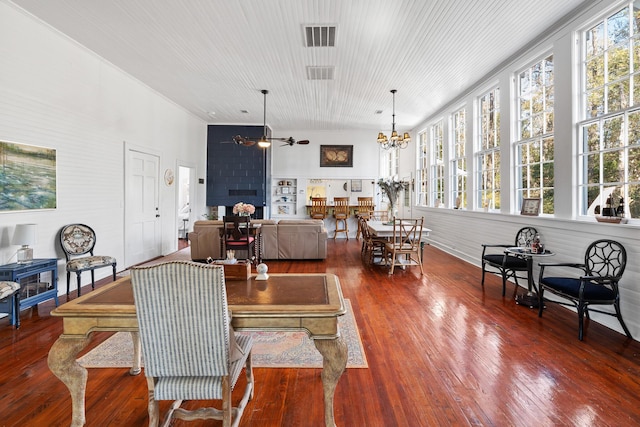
[130,261,254,427]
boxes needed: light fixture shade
[13,224,37,246]
[403,132,411,142]
[257,138,271,148]
[13,223,36,263]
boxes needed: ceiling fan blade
[297,140,310,145]
[244,140,257,146]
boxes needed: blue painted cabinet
[0,258,59,312]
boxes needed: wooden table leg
[48,335,91,427]
[129,331,142,375]
[314,335,348,427]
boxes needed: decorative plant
[233,202,256,215]
[377,179,409,213]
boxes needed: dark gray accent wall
[206,125,269,218]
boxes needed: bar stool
[333,197,350,240]
[310,197,327,220]
[355,197,375,240]
[0,281,21,329]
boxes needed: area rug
[77,299,367,369]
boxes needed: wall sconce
[13,224,37,264]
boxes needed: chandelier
[377,89,410,149]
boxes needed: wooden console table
[48,273,347,427]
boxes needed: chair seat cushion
[541,277,617,300]
[483,254,527,269]
[154,334,253,400]
[226,237,254,246]
[66,255,116,272]
[0,281,20,300]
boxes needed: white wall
[406,0,640,340]
[0,3,207,293]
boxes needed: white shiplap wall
[0,3,207,294]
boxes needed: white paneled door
[125,147,161,267]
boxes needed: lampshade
[13,224,36,263]
[12,224,37,246]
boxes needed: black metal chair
[223,216,256,263]
[538,239,632,341]
[59,224,117,297]
[481,227,537,296]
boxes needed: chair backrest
[130,261,231,377]
[223,215,251,241]
[392,218,423,249]
[371,210,389,221]
[59,224,97,259]
[357,197,374,216]
[515,227,537,247]
[333,197,350,216]
[310,197,327,218]
[584,239,627,279]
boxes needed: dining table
[366,220,432,267]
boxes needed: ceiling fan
[226,90,310,148]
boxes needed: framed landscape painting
[320,145,353,167]
[0,140,57,211]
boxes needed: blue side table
[0,281,21,328]
[0,259,59,326]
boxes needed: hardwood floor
[2,239,640,426]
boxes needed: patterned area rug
[77,299,367,369]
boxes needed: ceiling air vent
[304,25,336,47]
[307,66,335,81]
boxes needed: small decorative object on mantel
[255,263,269,281]
[233,202,255,217]
[377,178,409,222]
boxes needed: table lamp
[13,223,37,264]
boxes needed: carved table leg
[129,331,142,375]
[314,336,348,427]
[48,335,91,427]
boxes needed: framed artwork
[0,140,57,212]
[521,198,541,216]
[351,179,362,192]
[320,145,353,167]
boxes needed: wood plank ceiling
[11,0,591,132]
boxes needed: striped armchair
[130,261,254,427]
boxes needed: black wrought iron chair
[538,239,632,341]
[481,227,537,296]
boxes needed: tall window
[417,131,428,206]
[476,87,501,210]
[515,55,555,214]
[579,2,640,219]
[430,121,444,206]
[451,108,466,209]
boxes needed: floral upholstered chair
[59,224,117,297]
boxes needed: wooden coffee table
[48,273,347,427]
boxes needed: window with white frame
[579,1,640,219]
[515,55,554,214]
[417,131,428,206]
[476,87,501,210]
[430,120,444,206]
[387,148,399,178]
[450,108,466,209]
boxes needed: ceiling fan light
[258,137,271,148]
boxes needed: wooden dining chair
[355,197,375,240]
[383,218,424,275]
